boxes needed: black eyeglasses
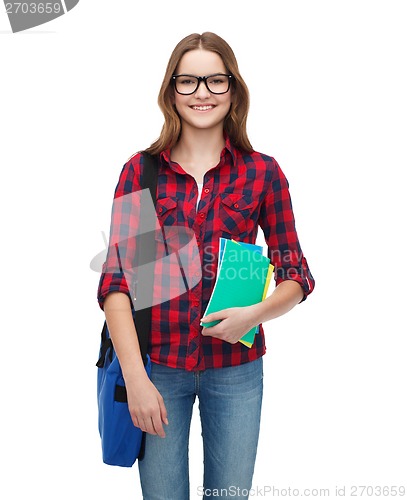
[172,73,233,95]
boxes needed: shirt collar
[222,132,238,165]
[160,132,238,168]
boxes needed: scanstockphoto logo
[3,0,79,33]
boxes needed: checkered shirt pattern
[97,135,315,371]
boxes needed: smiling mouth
[190,105,216,111]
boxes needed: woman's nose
[195,79,211,98]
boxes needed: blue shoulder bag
[96,152,159,467]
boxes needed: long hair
[144,32,253,155]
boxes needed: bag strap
[134,152,159,364]
[96,152,159,368]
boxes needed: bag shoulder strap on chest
[97,152,159,367]
[134,152,159,363]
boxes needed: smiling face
[173,49,233,133]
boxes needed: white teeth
[192,105,213,111]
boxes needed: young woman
[98,32,315,500]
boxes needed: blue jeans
[138,357,263,500]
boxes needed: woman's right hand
[125,372,168,438]
[103,293,169,438]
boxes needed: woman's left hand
[201,305,259,344]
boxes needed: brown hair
[144,32,253,155]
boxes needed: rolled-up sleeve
[259,158,315,301]
[97,157,142,310]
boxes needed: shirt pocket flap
[156,196,178,215]
[220,193,255,211]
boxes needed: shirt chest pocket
[155,196,184,246]
[219,193,258,237]
[155,196,196,256]
[156,196,178,225]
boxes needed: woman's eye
[209,78,225,85]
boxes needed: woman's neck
[171,125,225,170]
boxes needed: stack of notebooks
[200,238,274,347]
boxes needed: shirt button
[159,207,163,213]
[199,212,205,218]
[204,188,209,194]
[234,203,239,209]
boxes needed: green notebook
[200,238,272,346]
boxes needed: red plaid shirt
[97,135,315,371]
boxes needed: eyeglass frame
[171,73,233,95]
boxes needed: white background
[1,1,406,498]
